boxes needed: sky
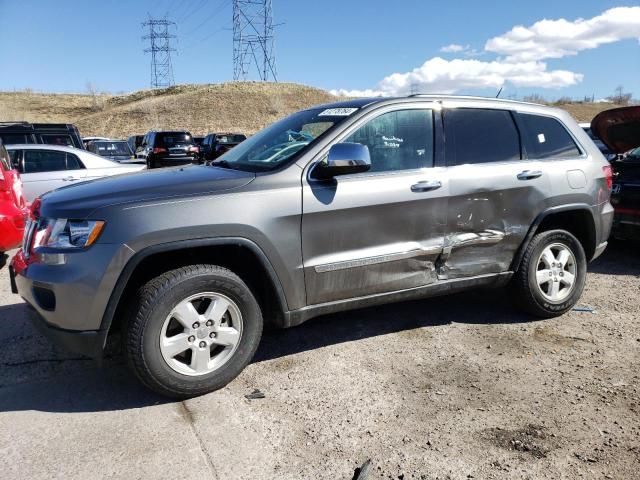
[0,0,638,100]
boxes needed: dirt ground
[0,241,638,479]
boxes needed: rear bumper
[611,208,640,240]
[154,156,197,167]
[0,204,26,252]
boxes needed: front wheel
[124,265,263,398]
[511,229,587,318]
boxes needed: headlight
[31,218,105,251]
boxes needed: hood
[40,165,255,219]
[591,106,640,154]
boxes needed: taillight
[30,197,41,220]
[152,147,167,154]
[602,165,613,191]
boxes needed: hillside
[0,82,337,138]
[0,82,618,138]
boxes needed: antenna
[232,0,277,81]
[496,86,503,98]
[142,17,177,89]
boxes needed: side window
[40,134,74,147]
[444,108,521,165]
[66,153,84,170]
[23,150,69,173]
[517,113,581,159]
[0,133,32,144]
[344,109,434,172]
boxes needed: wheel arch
[511,204,597,272]
[99,237,291,350]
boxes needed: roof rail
[406,93,543,106]
[0,121,30,126]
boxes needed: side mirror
[313,142,371,179]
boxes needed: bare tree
[85,81,104,112]
[523,93,547,104]
[607,85,632,105]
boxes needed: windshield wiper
[210,159,236,170]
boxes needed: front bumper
[9,243,134,357]
[25,298,105,358]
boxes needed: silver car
[5,144,145,201]
[10,96,613,398]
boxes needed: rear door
[19,149,87,201]
[302,103,448,305]
[441,106,551,278]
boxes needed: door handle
[517,170,543,180]
[62,176,79,181]
[411,180,442,192]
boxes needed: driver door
[301,105,448,305]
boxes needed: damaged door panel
[440,107,551,278]
[441,161,550,278]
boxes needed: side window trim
[311,106,439,179]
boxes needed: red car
[0,139,28,267]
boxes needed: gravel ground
[0,241,638,479]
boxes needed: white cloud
[332,57,582,97]
[485,6,640,62]
[440,43,468,53]
[329,88,384,97]
[332,7,639,97]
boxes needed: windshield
[158,132,193,147]
[217,134,246,144]
[93,141,131,156]
[624,147,640,161]
[216,107,358,171]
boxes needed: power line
[183,0,231,38]
[233,0,277,81]
[178,0,209,23]
[142,17,177,89]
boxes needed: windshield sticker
[538,133,546,143]
[318,108,358,117]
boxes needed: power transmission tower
[233,0,277,82]
[142,17,177,89]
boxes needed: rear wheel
[511,229,586,318]
[125,265,263,398]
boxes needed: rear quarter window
[517,113,581,159]
[40,134,74,147]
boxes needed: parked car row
[590,105,640,241]
[0,122,249,255]
[132,130,247,168]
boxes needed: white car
[5,144,145,202]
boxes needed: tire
[511,229,587,318]
[147,158,155,169]
[124,265,263,399]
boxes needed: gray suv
[10,96,614,398]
